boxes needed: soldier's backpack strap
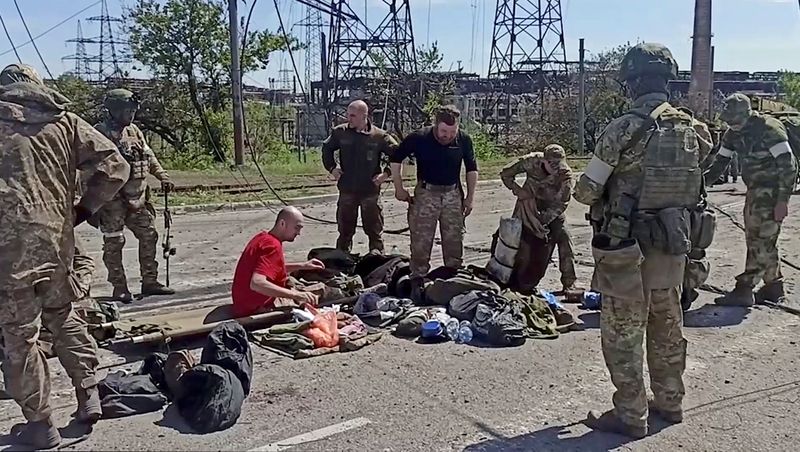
[620,102,672,153]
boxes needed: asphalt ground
[1,180,799,451]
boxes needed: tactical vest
[116,126,149,181]
[97,122,150,203]
[634,103,702,210]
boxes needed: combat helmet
[103,88,139,111]
[0,63,43,86]
[619,43,679,81]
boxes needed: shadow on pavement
[154,404,195,435]
[577,312,600,329]
[577,303,749,330]
[683,303,749,328]
[462,418,672,452]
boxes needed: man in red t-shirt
[232,206,326,316]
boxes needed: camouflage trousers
[336,191,384,253]
[512,215,577,292]
[96,198,159,288]
[721,152,739,181]
[0,272,99,422]
[593,244,686,429]
[736,187,783,288]
[408,184,464,278]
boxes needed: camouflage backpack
[768,112,800,176]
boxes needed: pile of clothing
[250,307,383,359]
[97,322,252,433]
[282,249,578,348]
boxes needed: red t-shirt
[232,231,287,317]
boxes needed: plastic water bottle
[446,318,460,341]
[376,298,390,311]
[582,291,602,310]
[458,320,473,344]
[540,289,564,310]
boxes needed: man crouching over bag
[572,43,713,438]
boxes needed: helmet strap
[627,75,670,99]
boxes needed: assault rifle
[162,187,177,286]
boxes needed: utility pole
[708,45,716,118]
[229,0,245,166]
[578,38,586,154]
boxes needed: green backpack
[768,112,800,176]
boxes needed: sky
[1,0,799,88]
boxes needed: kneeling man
[232,206,326,316]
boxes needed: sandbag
[486,217,522,284]
[175,364,244,434]
[200,322,253,395]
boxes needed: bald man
[231,207,326,316]
[322,100,399,254]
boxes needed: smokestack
[688,0,713,119]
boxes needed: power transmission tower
[64,0,131,81]
[298,5,324,102]
[62,21,91,79]
[488,0,569,146]
[327,0,417,133]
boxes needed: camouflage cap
[104,88,139,110]
[719,93,752,124]
[0,64,43,86]
[543,144,566,161]
[619,43,678,81]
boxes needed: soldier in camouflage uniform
[390,105,479,302]
[705,93,797,307]
[573,44,713,438]
[94,89,175,302]
[500,144,578,293]
[0,64,129,448]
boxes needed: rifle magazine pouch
[690,209,716,250]
[591,234,645,301]
[657,207,691,255]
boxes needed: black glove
[74,205,93,226]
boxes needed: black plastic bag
[200,322,253,395]
[175,364,244,434]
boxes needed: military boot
[583,410,647,439]
[648,397,683,424]
[141,281,175,296]
[112,285,133,303]
[13,417,61,449]
[756,280,785,304]
[714,284,755,307]
[409,277,426,305]
[76,385,102,424]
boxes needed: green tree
[51,74,103,122]
[780,71,800,109]
[127,0,297,160]
[417,42,444,73]
[582,43,634,152]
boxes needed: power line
[13,0,55,80]
[0,0,102,59]
[0,12,21,62]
